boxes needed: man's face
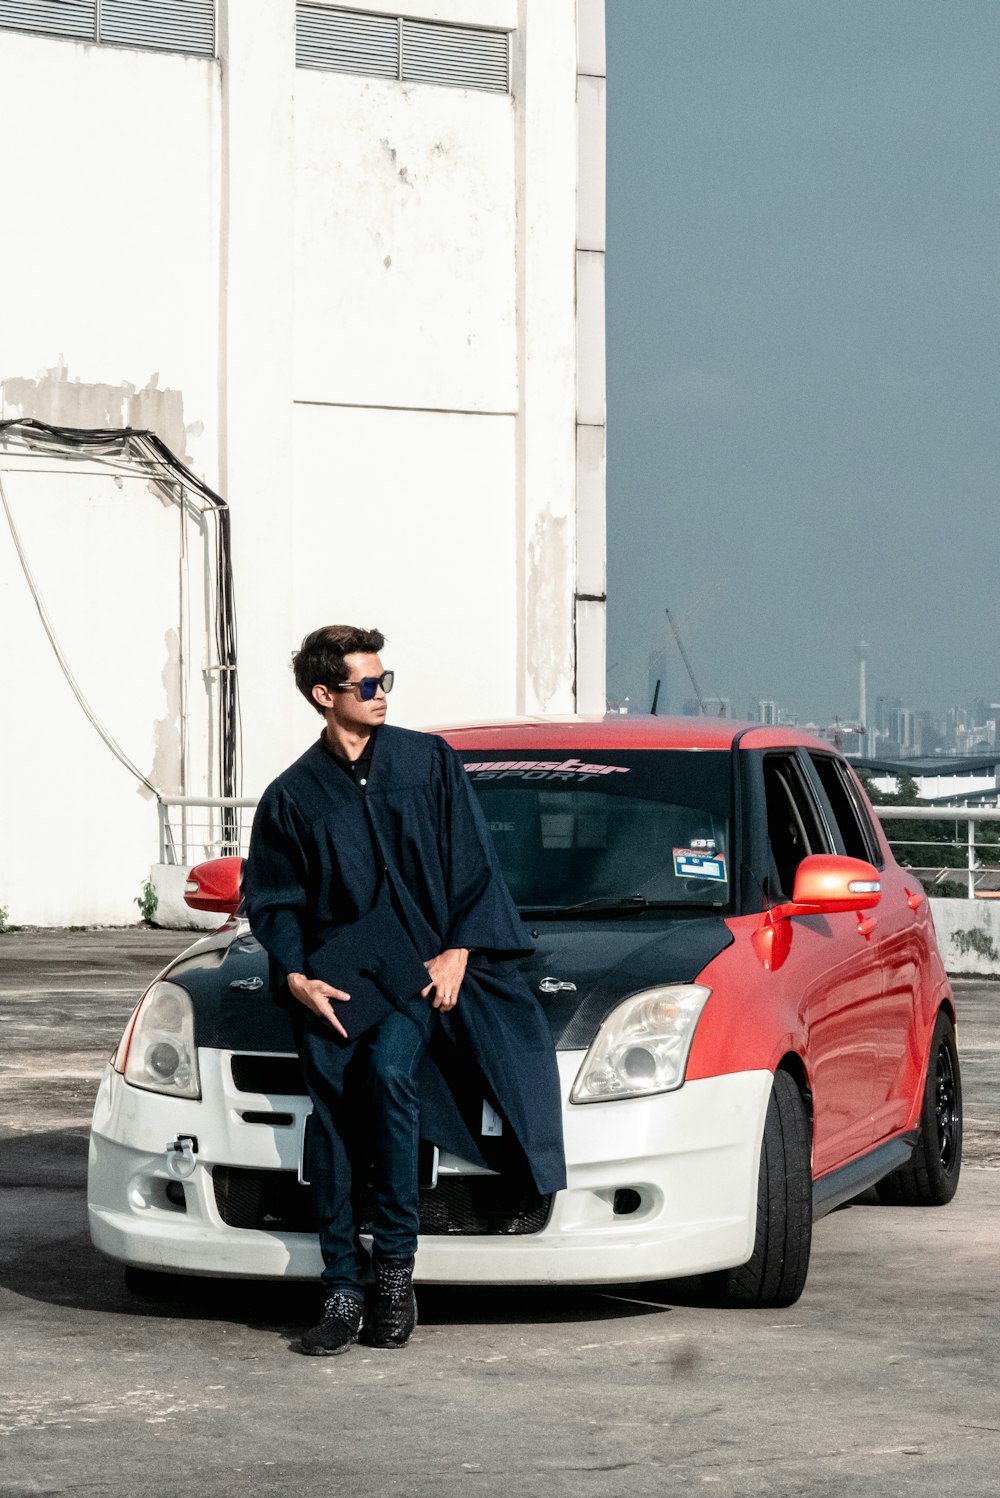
[312,652,390,733]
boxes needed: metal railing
[874,805,1000,899]
[157,796,258,866]
[155,797,1000,898]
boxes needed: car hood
[171,915,734,1054]
[518,916,734,1048]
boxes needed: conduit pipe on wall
[0,420,241,841]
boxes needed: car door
[759,753,882,1173]
[805,753,926,1141]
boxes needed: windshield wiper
[519,894,726,917]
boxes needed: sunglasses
[335,671,394,701]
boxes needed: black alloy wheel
[934,1032,960,1174]
[876,1011,962,1207]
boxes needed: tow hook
[165,1135,199,1180]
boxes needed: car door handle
[857,913,876,939]
[905,887,924,911]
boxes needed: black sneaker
[299,1290,364,1357]
[361,1254,417,1349]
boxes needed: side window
[808,755,884,868]
[762,755,830,899]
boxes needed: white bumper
[88,1050,773,1286]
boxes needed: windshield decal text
[463,759,631,782]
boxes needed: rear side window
[808,754,883,868]
[762,755,830,900]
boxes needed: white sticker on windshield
[464,759,630,781]
[674,848,727,882]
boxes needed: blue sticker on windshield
[674,848,728,882]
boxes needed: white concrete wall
[294,70,517,412]
[0,33,221,470]
[0,31,221,925]
[289,55,522,735]
[216,0,298,801]
[574,0,607,713]
[291,404,518,729]
[0,1,605,925]
[929,898,1000,977]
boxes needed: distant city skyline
[605,3,1000,724]
[619,641,1000,760]
[614,632,1000,729]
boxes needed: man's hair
[292,625,386,714]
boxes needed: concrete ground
[1,929,998,1498]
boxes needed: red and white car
[88,717,961,1306]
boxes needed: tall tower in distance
[854,638,870,731]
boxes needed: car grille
[214,1166,314,1232]
[230,1054,306,1095]
[213,1167,552,1237]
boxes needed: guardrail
[873,805,1000,899]
[157,796,258,865]
[156,796,1000,899]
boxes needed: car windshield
[462,749,733,915]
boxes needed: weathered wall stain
[1,360,199,462]
[526,510,573,709]
[150,628,183,799]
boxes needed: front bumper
[87,1050,772,1285]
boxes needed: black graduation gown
[241,725,567,1196]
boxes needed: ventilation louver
[295,5,510,94]
[0,0,215,56]
[401,18,508,92]
[297,3,397,78]
[99,0,214,56]
[0,0,96,40]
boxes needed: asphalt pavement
[1,928,999,1498]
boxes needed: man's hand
[287,972,350,1038]
[421,948,469,1011]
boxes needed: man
[242,625,565,1356]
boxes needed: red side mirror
[184,857,244,914]
[788,854,881,915]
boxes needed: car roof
[430,715,837,755]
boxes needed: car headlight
[570,984,711,1104]
[121,981,201,1099]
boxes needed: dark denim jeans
[299,1001,436,1296]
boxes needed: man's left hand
[422,948,469,1011]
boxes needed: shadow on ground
[3,1125,703,1333]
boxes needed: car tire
[706,1068,813,1308]
[875,1011,962,1207]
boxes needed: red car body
[443,716,954,1199]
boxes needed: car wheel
[706,1068,813,1308]
[875,1011,962,1207]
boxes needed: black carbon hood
[168,916,734,1054]
[518,916,734,1049]
[167,930,296,1053]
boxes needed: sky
[604,1,1000,725]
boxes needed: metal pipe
[158,796,259,808]
[875,806,1000,822]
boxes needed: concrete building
[0,0,607,925]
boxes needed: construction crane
[665,607,707,716]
